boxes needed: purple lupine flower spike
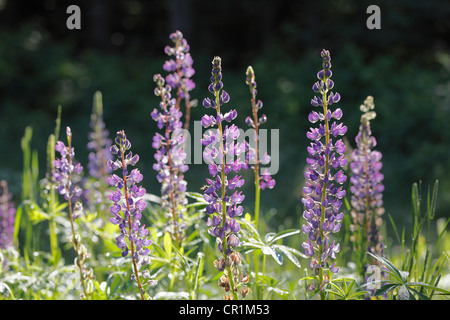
[244,66,276,191]
[163,30,195,131]
[202,56,249,300]
[54,127,84,206]
[107,130,152,299]
[0,180,15,250]
[151,74,189,243]
[86,91,113,216]
[54,126,94,299]
[349,96,386,296]
[301,50,347,297]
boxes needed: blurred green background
[0,0,449,235]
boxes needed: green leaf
[0,282,14,299]
[192,253,204,298]
[163,232,173,259]
[143,193,162,204]
[272,244,302,268]
[327,281,345,299]
[185,202,207,209]
[238,216,261,240]
[367,252,405,283]
[186,192,208,203]
[388,213,401,245]
[170,242,188,267]
[261,246,283,265]
[266,286,290,297]
[13,204,23,247]
[299,275,317,282]
[106,271,128,296]
[407,286,430,300]
[406,282,450,295]
[374,283,397,296]
[55,202,67,213]
[347,291,370,300]
[26,202,50,224]
[266,229,301,245]
[428,180,438,220]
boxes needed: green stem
[66,136,89,299]
[261,253,267,298]
[216,83,239,301]
[49,185,58,265]
[120,149,145,300]
[252,95,261,229]
[253,251,261,298]
[318,82,330,301]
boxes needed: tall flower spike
[244,66,275,229]
[151,74,189,244]
[202,57,248,300]
[301,50,347,298]
[349,96,386,296]
[107,130,152,300]
[54,126,94,299]
[0,180,15,250]
[163,30,196,131]
[86,91,113,218]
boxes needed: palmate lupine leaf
[240,218,303,267]
[327,277,369,300]
[368,252,450,299]
[272,244,304,268]
[265,229,301,245]
[367,252,406,283]
[374,283,397,296]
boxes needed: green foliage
[1,98,449,300]
[367,252,450,300]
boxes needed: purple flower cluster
[163,30,195,97]
[0,180,15,249]
[107,131,151,266]
[86,91,113,214]
[301,50,347,283]
[201,56,248,299]
[163,30,195,131]
[151,74,189,242]
[244,66,275,191]
[54,127,84,218]
[349,96,385,260]
[87,91,112,180]
[54,127,94,298]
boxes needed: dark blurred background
[0,0,449,232]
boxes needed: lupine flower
[301,50,347,296]
[244,66,275,229]
[151,74,189,243]
[163,30,195,130]
[54,126,94,299]
[202,56,248,299]
[86,91,113,216]
[107,130,152,299]
[54,128,84,205]
[0,180,15,250]
[349,96,386,296]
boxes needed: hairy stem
[66,137,89,299]
[120,149,145,300]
